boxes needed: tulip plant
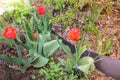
[0,5,61,73]
[58,27,95,79]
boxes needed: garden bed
[0,0,120,80]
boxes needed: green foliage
[43,0,100,29]
[0,18,61,72]
[96,29,113,55]
[50,8,75,27]
[0,1,61,73]
[44,0,112,37]
[39,58,64,80]
[1,0,33,25]
[20,16,61,68]
[43,0,65,11]
[0,0,114,77]
[0,44,36,73]
[97,38,113,55]
[101,0,113,14]
[17,15,61,69]
[58,37,95,79]
[104,38,113,54]
[83,6,102,36]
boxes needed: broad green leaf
[76,45,86,61]
[20,57,37,73]
[78,57,95,74]
[43,40,61,57]
[32,56,49,68]
[29,48,37,56]
[57,38,72,57]
[39,32,51,42]
[89,63,95,71]
[78,64,90,74]
[37,41,43,55]
[37,34,44,55]
[65,59,73,70]
[78,56,94,65]
[44,32,51,41]
[42,15,48,32]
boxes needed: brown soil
[0,64,32,80]
[90,70,112,80]
[0,41,32,80]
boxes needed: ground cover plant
[0,0,119,80]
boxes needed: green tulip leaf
[43,40,61,57]
[78,56,95,74]
[78,64,90,74]
[32,56,49,68]
[78,56,94,65]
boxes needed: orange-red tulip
[67,27,80,41]
[2,26,16,39]
[37,5,45,15]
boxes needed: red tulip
[2,26,16,39]
[33,32,37,39]
[67,27,80,41]
[100,0,105,3]
[37,5,45,15]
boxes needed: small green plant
[43,0,65,11]
[39,58,64,80]
[83,5,103,37]
[96,29,113,55]
[101,0,113,14]
[50,8,75,28]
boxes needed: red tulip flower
[67,27,80,41]
[37,5,45,15]
[100,0,105,3]
[2,26,16,39]
[33,32,38,40]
